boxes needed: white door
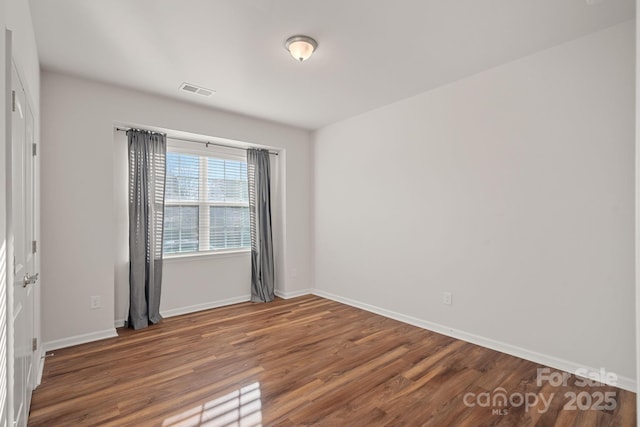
[11,62,37,427]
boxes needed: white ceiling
[29,0,634,130]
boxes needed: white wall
[0,2,8,426]
[636,0,640,421]
[40,71,312,347]
[315,21,636,386]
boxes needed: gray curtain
[127,129,167,329]
[247,149,275,302]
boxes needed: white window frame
[164,140,250,258]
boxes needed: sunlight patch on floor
[162,382,262,427]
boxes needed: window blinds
[163,152,250,254]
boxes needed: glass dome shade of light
[285,35,318,62]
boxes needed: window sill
[163,249,250,263]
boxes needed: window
[163,145,250,255]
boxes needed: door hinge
[11,90,15,112]
[32,143,37,156]
[32,338,37,352]
[32,240,37,254]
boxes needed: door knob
[23,273,38,287]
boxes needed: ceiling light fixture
[285,35,318,62]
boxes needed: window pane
[210,206,250,250]
[163,206,199,254]
[207,158,248,203]
[163,148,251,255]
[166,153,199,202]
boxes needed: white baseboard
[161,295,251,319]
[43,328,118,352]
[36,348,45,386]
[275,288,312,299]
[312,289,637,393]
[115,295,252,328]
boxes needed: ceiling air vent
[179,82,215,97]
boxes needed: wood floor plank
[29,296,636,426]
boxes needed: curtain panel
[127,129,167,329]
[247,149,275,302]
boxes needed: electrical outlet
[443,292,452,305]
[90,295,101,309]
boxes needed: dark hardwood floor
[28,295,636,426]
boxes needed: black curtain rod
[115,127,278,156]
